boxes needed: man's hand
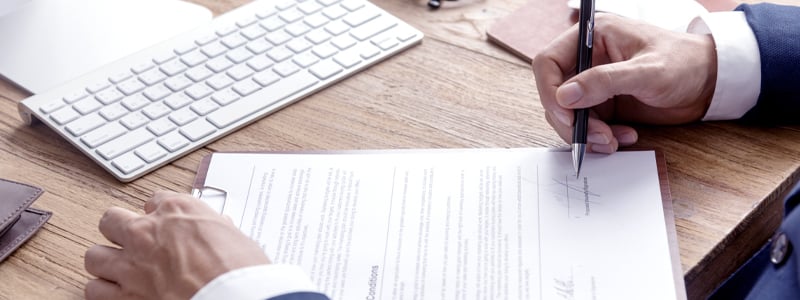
[532,13,717,153]
[84,191,271,300]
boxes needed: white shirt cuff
[192,264,321,300]
[687,12,761,121]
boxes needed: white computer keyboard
[19,0,423,182]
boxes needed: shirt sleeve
[191,264,322,300]
[686,12,761,121]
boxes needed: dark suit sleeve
[736,3,800,123]
[267,291,331,300]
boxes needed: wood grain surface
[0,0,798,299]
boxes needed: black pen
[572,0,595,178]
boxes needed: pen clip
[585,0,595,49]
[192,186,229,214]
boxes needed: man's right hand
[532,13,718,153]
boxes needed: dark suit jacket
[738,3,800,123]
[709,5,800,299]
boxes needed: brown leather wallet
[0,179,52,262]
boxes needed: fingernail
[618,132,638,145]
[553,110,571,126]
[591,143,617,153]
[558,82,584,106]
[587,133,610,144]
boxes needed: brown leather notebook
[487,0,738,63]
[0,179,52,262]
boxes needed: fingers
[546,110,622,154]
[98,207,140,246]
[556,59,651,109]
[85,245,127,283]
[145,190,182,213]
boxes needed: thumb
[556,60,649,109]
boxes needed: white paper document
[195,149,682,299]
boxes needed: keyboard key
[310,60,343,79]
[279,9,304,23]
[216,24,239,37]
[275,0,297,11]
[227,64,255,81]
[181,50,209,67]
[186,83,215,100]
[293,52,319,68]
[165,75,194,91]
[112,153,146,175]
[40,100,66,114]
[226,47,254,63]
[207,73,236,90]
[65,113,105,136]
[180,119,217,141]
[305,29,332,44]
[332,34,357,50]
[350,17,396,41]
[333,51,361,68]
[256,6,278,19]
[159,131,191,152]
[99,103,129,121]
[73,98,103,115]
[211,89,240,106]
[160,59,188,76]
[121,94,151,111]
[253,70,280,87]
[304,12,330,28]
[241,25,267,40]
[324,20,349,36]
[287,39,313,53]
[153,51,176,64]
[195,34,218,46]
[312,44,338,58]
[174,42,198,55]
[343,7,379,27]
[142,102,172,119]
[221,34,248,49]
[147,118,177,136]
[232,80,262,96]
[267,47,294,62]
[259,17,286,32]
[202,41,229,58]
[298,1,323,14]
[360,44,381,59]
[135,142,169,163]
[340,0,365,11]
[87,80,111,94]
[208,71,317,128]
[237,16,259,28]
[131,61,156,74]
[50,107,80,125]
[96,88,125,105]
[143,84,172,101]
[169,108,199,125]
[190,99,219,116]
[318,0,342,6]
[120,112,150,130]
[164,93,194,109]
[117,78,147,95]
[81,122,127,148]
[63,90,89,103]
[207,56,235,72]
[372,35,398,50]
[274,61,300,77]
[96,128,154,160]
[265,30,292,45]
[109,71,133,84]
[323,5,348,20]
[246,55,274,71]
[397,30,418,42]
[246,39,273,54]
[139,68,168,86]
[186,66,215,82]
[286,22,312,37]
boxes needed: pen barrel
[576,0,594,73]
[572,109,589,144]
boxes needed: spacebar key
[207,72,318,128]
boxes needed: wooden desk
[1,0,799,298]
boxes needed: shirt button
[770,232,792,265]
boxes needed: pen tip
[572,143,586,179]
